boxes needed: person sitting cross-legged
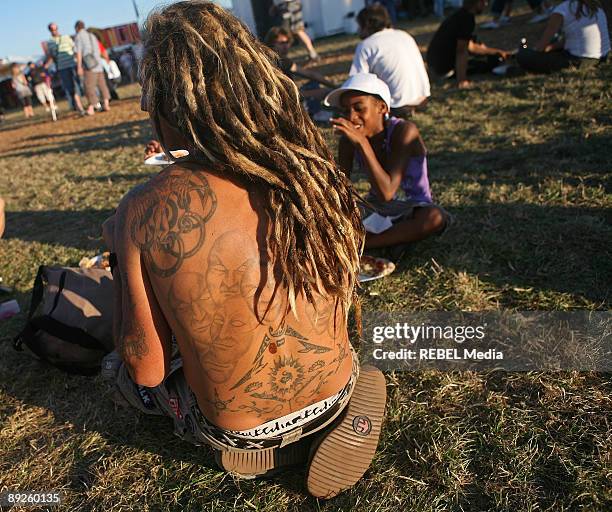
[101,1,386,499]
[325,73,450,253]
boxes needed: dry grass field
[0,7,610,511]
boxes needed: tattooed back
[122,163,353,430]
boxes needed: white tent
[224,0,366,39]
[224,0,257,34]
[301,0,366,38]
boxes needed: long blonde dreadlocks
[140,0,364,312]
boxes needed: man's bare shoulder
[122,163,252,210]
[115,165,217,278]
[117,163,260,279]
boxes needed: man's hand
[458,80,473,89]
[498,50,512,60]
[144,140,162,160]
[330,117,367,147]
[77,65,84,77]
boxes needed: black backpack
[13,265,114,375]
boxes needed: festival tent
[301,0,366,37]
[40,23,141,55]
[228,0,366,39]
[93,23,141,49]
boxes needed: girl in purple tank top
[326,73,449,250]
[381,116,432,203]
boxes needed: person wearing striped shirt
[45,22,85,114]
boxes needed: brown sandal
[215,438,311,479]
[306,365,387,498]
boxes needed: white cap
[323,73,391,111]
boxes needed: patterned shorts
[113,345,359,452]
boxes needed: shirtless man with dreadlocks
[101,1,386,499]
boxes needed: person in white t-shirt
[350,4,430,118]
[517,0,610,73]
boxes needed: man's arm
[467,39,510,59]
[112,192,172,387]
[455,39,470,87]
[102,215,122,352]
[74,36,84,76]
[293,66,337,88]
[75,52,83,75]
[44,41,56,69]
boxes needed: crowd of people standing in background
[1,20,143,120]
[2,0,607,122]
[42,20,145,117]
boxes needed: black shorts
[20,96,32,107]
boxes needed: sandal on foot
[215,438,311,479]
[306,365,386,498]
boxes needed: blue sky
[1,0,233,61]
